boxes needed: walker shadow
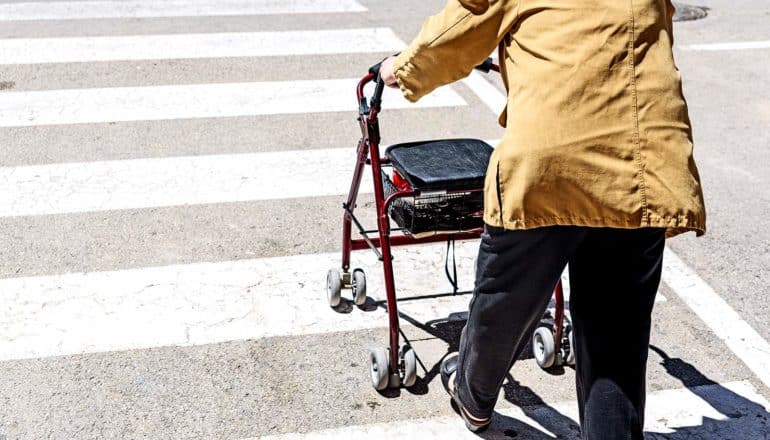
[373,294,583,438]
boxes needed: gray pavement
[1,0,769,438]
[666,1,770,344]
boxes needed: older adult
[380,0,706,438]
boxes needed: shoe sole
[441,358,491,433]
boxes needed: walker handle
[367,55,395,112]
[369,60,384,77]
[474,57,498,73]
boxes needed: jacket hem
[483,213,706,238]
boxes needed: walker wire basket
[382,171,485,237]
[381,138,492,237]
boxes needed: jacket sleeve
[393,0,518,102]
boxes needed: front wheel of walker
[352,269,367,306]
[326,268,342,308]
[532,326,556,369]
[369,347,390,391]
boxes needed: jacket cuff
[393,47,423,103]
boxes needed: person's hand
[380,56,399,88]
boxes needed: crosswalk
[1,1,769,438]
[0,79,463,127]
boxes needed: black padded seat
[384,139,493,191]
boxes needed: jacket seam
[426,11,473,48]
[495,159,505,225]
[628,0,649,223]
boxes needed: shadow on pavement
[646,345,770,439]
[375,295,770,439]
[390,304,582,438]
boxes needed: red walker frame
[327,61,572,390]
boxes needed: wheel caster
[400,346,417,388]
[565,329,576,366]
[326,268,342,308]
[370,347,389,391]
[352,268,367,306]
[532,326,556,369]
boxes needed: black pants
[455,225,666,440]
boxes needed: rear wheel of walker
[400,346,417,388]
[352,269,367,306]
[369,347,389,391]
[532,326,556,369]
[326,269,342,308]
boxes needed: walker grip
[368,61,383,77]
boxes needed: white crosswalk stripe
[0,0,367,21]
[0,142,485,216]
[0,80,464,127]
[0,28,404,65]
[0,241,664,363]
[0,149,366,217]
[0,242,478,362]
[1,1,767,438]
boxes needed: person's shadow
[369,293,770,439]
[646,345,770,439]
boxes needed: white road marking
[679,41,770,51]
[0,149,363,217]
[461,71,506,116]
[663,248,770,390]
[0,79,465,128]
[0,28,404,65]
[462,58,770,392]
[0,0,366,21]
[1,141,499,217]
[0,242,481,361]
[257,380,770,439]
[0,241,668,362]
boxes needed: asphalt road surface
[1,0,769,438]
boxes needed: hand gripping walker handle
[365,56,498,112]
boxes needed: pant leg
[455,225,587,418]
[568,228,666,440]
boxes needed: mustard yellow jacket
[394,0,706,237]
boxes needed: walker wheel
[352,268,367,306]
[400,346,417,388]
[326,269,342,308]
[532,326,556,369]
[370,347,390,391]
[565,329,576,366]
